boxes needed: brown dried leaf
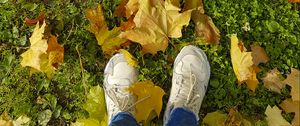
[250,45,269,65]
[262,68,285,93]
[280,99,300,126]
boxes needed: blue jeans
[109,107,197,126]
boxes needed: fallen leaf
[119,49,138,67]
[0,112,13,126]
[202,111,227,126]
[128,80,165,123]
[288,0,300,3]
[46,35,64,69]
[181,0,220,44]
[250,45,269,65]
[265,105,291,126]
[283,68,300,102]
[192,12,220,44]
[114,0,139,18]
[21,21,64,78]
[183,0,204,13]
[262,68,285,93]
[13,115,30,126]
[280,99,300,126]
[168,0,180,7]
[230,35,258,91]
[73,86,107,126]
[114,0,129,17]
[120,0,191,54]
[21,21,48,71]
[86,4,128,55]
[83,85,107,123]
[25,12,45,26]
[202,109,251,126]
[120,16,136,31]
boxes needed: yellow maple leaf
[265,105,291,126]
[283,68,300,102]
[86,4,128,55]
[262,68,285,93]
[21,22,64,78]
[280,99,300,126]
[21,21,48,71]
[120,0,191,54]
[119,49,138,67]
[230,35,258,91]
[128,80,165,123]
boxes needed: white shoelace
[175,64,201,110]
[105,83,151,117]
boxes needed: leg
[164,45,211,126]
[104,53,139,126]
[166,108,197,126]
[109,112,139,126]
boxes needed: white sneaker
[164,45,210,123]
[103,53,138,123]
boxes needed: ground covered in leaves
[0,0,299,126]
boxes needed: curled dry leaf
[283,68,300,101]
[265,105,291,126]
[262,68,285,93]
[86,4,128,55]
[280,99,300,126]
[25,12,45,26]
[181,0,220,44]
[192,12,220,44]
[230,35,258,91]
[250,45,269,66]
[120,0,191,54]
[128,80,165,123]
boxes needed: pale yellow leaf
[283,68,300,101]
[265,105,291,126]
[21,21,48,71]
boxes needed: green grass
[0,0,299,125]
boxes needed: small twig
[76,44,87,94]
[66,20,75,41]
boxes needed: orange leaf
[288,0,300,3]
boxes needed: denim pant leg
[165,107,198,126]
[109,112,140,126]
